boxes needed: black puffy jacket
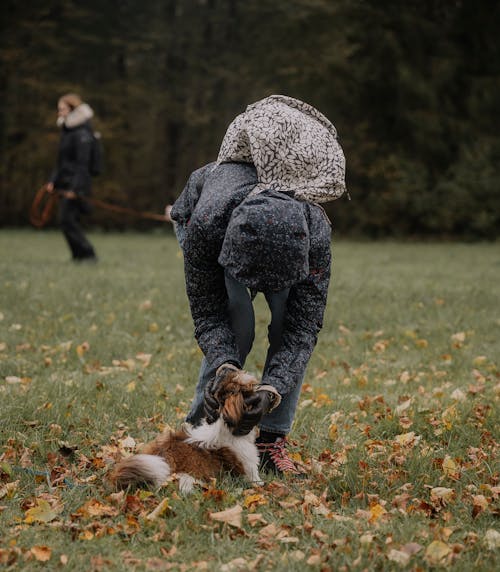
[50,122,93,196]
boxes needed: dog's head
[213,369,258,430]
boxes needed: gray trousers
[185,272,304,435]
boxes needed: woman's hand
[231,391,274,436]
[164,204,173,222]
[46,182,55,193]
[63,190,77,200]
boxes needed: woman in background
[47,93,97,262]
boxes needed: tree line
[1,0,499,238]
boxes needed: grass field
[1,230,499,571]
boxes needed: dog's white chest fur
[186,418,262,487]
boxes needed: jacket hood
[218,190,310,292]
[216,95,346,204]
[57,103,94,129]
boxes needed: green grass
[1,230,499,571]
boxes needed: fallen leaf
[369,503,387,523]
[145,498,170,521]
[220,558,248,571]
[430,487,455,504]
[395,398,412,416]
[243,493,267,509]
[30,546,51,562]
[472,495,489,518]
[387,549,410,566]
[360,533,375,545]
[328,423,338,441]
[75,499,118,518]
[209,504,242,528]
[400,542,423,556]
[394,432,421,447]
[442,455,459,478]
[76,342,90,358]
[425,540,451,564]
[119,436,137,450]
[0,481,18,500]
[78,530,94,541]
[136,352,152,367]
[484,529,500,550]
[247,513,267,527]
[24,499,60,523]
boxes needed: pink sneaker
[257,437,306,477]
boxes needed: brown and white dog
[108,369,263,494]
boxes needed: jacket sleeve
[182,222,241,369]
[70,130,93,195]
[262,208,332,396]
[176,162,258,369]
[171,163,215,250]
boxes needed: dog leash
[29,184,169,228]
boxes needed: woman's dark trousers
[59,197,96,261]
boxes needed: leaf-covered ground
[0,230,499,571]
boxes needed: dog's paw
[178,473,202,495]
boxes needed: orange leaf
[30,546,51,562]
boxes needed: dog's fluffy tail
[109,454,171,489]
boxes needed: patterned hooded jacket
[170,161,332,397]
[216,94,347,203]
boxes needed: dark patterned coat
[171,162,332,397]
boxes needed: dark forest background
[1,0,499,238]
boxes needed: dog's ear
[221,393,245,428]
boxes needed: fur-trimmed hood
[57,103,94,129]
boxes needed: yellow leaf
[148,322,159,333]
[24,499,59,524]
[442,406,457,430]
[328,423,338,441]
[394,432,421,447]
[145,498,170,521]
[76,342,90,358]
[30,546,51,562]
[126,381,136,393]
[425,540,451,564]
[78,530,94,541]
[368,503,387,523]
[209,504,242,528]
[442,455,458,477]
[243,494,267,509]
